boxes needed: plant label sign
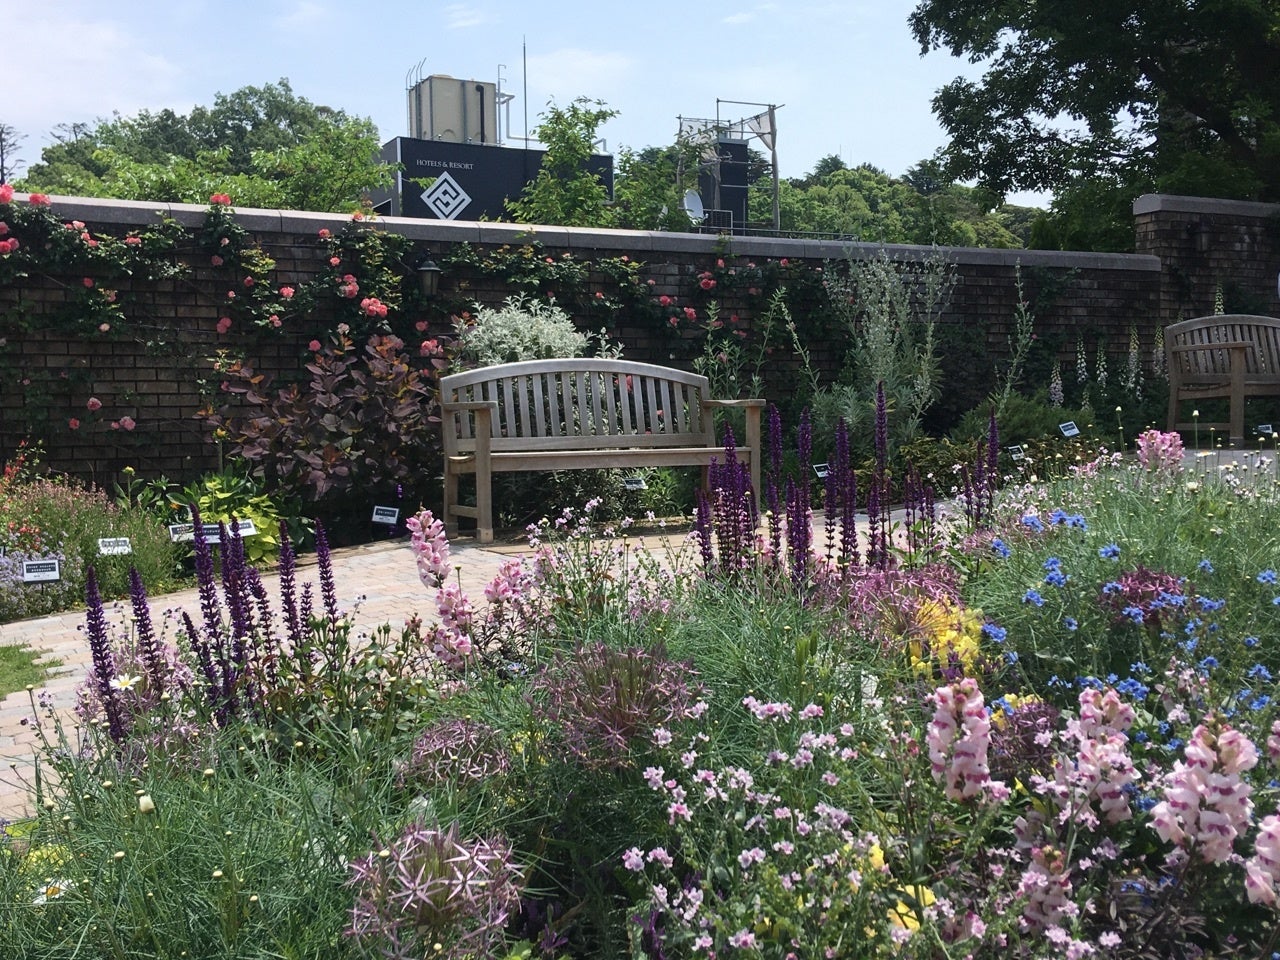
[1059,421,1080,438]
[98,537,133,556]
[230,519,257,538]
[22,559,61,583]
[168,523,195,543]
[622,476,648,491]
[371,506,400,525]
[1006,445,1025,461]
[812,463,830,479]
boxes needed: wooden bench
[1165,314,1280,447]
[440,358,764,543]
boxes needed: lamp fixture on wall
[416,258,442,298]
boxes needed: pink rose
[86,397,102,412]
[0,183,12,203]
[243,276,255,288]
[123,235,142,246]
[99,323,111,332]
[0,222,8,236]
[329,256,340,267]
[209,193,231,206]
[119,416,135,431]
[68,418,80,430]
[308,339,322,352]
[83,277,94,288]
[279,286,294,299]
[210,255,224,267]
[269,315,281,327]
[216,317,232,334]
[318,228,331,238]
[414,320,428,332]
[27,193,51,207]
[110,421,120,430]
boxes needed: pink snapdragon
[927,678,1005,803]
[1038,687,1138,827]
[1148,719,1258,863]
[1135,429,1184,473]
[1245,812,1280,906]
[1018,845,1074,933]
[406,508,450,588]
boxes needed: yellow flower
[907,599,983,676]
[888,884,936,931]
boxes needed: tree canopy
[750,157,1033,247]
[910,0,1280,203]
[506,98,617,228]
[18,80,393,212]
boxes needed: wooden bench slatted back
[440,358,762,542]
[1165,314,1280,447]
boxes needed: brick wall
[0,193,1199,485]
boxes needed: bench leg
[442,465,460,538]
[475,458,494,545]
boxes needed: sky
[9,0,1042,205]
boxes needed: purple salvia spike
[277,520,302,647]
[128,567,165,697]
[315,522,339,625]
[85,567,128,743]
[798,408,812,475]
[247,567,278,690]
[299,581,315,630]
[190,506,223,642]
[842,462,859,570]
[694,489,714,571]
[823,450,838,562]
[181,610,220,705]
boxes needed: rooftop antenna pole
[523,37,529,144]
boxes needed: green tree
[613,144,704,231]
[909,0,1280,202]
[20,80,392,212]
[506,98,617,227]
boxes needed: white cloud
[722,11,756,24]
[524,47,638,103]
[445,3,492,29]
[7,10,182,142]
[273,0,331,30]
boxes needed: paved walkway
[0,536,526,821]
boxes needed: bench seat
[440,358,763,542]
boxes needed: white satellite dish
[681,189,705,224]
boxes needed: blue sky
[12,1,1038,203]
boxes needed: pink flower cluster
[1135,429,1185,472]
[337,274,359,298]
[406,508,450,588]
[431,582,474,669]
[0,215,16,255]
[1017,845,1075,933]
[927,678,1006,803]
[359,296,388,318]
[209,193,231,206]
[1246,812,1280,905]
[1036,687,1137,828]
[1149,718,1257,863]
[0,183,12,203]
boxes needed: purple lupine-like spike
[85,567,128,743]
[182,610,222,711]
[835,418,859,569]
[299,581,315,630]
[190,506,223,641]
[798,408,812,475]
[316,522,338,625]
[866,466,882,570]
[128,567,165,697]
[221,521,252,644]
[277,520,302,648]
[694,489,714,571]
[247,567,278,690]
[823,436,839,562]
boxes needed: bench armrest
[703,398,767,409]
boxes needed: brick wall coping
[17,193,1159,273]
[1133,193,1280,219]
